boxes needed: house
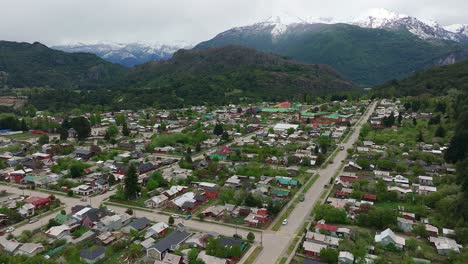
[273,123,299,133]
[202,205,225,219]
[210,146,233,160]
[170,192,196,210]
[98,214,130,231]
[24,196,51,209]
[72,184,95,196]
[130,217,152,231]
[80,247,106,264]
[163,185,187,199]
[305,231,340,247]
[18,203,35,217]
[375,228,405,249]
[73,149,95,160]
[275,176,298,188]
[374,170,390,178]
[147,230,192,260]
[315,220,338,237]
[0,238,21,254]
[271,189,289,199]
[197,250,227,264]
[154,253,183,264]
[9,170,26,183]
[204,187,218,199]
[397,217,414,233]
[146,222,169,238]
[16,243,44,256]
[418,185,437,195]
[362,193,377,202]
[429,236,462,255]
[225,175,242,188]
[338,251,354,264]
[303,241,328,257]
[345,161,362,171]
[219,237,247,252]
[46,225,71,239]
[425,224,439,237]
[418,176,433,186]
[387,186,413,198]
[145,194,169,208]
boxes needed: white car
[171,214,180,218]
[282,219,288,225]
[5,227,15,233]
[29,218,38,224]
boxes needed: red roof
[216,146,233,156]
[362,193,377,201]
[31,130,48,135]
[274,101,291,108]
[316,222,338,232]
[339,176,358,182]
[334,190,350,197]
[24,196,51,207]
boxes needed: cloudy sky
[1,0,467,46]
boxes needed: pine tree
[122,122,130,136]
[213,123,224,136]
[124,163,139,199]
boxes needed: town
[1,95,465,264]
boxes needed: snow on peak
[444,24,468,36]
[352,8,408,28]
[257,13,309,37]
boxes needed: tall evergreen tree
[124,163,139,199]
[122,122,130,136]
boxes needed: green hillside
[373,59,468,97]
[196,23,468,86]
[0,41,126,89]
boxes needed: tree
[20,119,28,131]
[125,208,133,215]
[107,174,116,186]
[122,122,130,136]
[168,216,175,225]
[115,114,126,126]
[213,123,224,136]
[126,244,142,260]
[70,116,90,140]
[417,130,424,142]
[38,134,49,145]
[397,112,403,124]
[195,143,201,152]
[221,131,229,141]
[435,125,446,138]
[124,164,139,199]
[247,232,255,242]
[320,248,339,263]
[69,164,84,178]
[287,127,295,135]
[314,205,347,224]
[412,117,417,126]
[106,125,119,139]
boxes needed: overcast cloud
[1,0,467,46]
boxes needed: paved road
[254,101,377,264]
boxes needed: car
[282,219,288,225]
[184,214,192,220]
[233,234,242,240]
[5,227,15,233]
[340,146,345,150]
[80,197,87,202]
[324,184,329,188]
[29,218,38,224]
[300,196,305,202]
[101,190,107,194]
[109,186,115,191]
[171,214,180,218]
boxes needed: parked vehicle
[300,196,305,202]
[29,218,38,224]
[184,214,192,220]
[233,233,242,239]
[171,214,180,218]
[5,227,15,233]
[282,219,288,225]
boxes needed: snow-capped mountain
[350,8,464,42]
[444,24,468,37]
[52,42,192,67]
[217,8,468,43]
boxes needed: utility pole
[260,231,263,247]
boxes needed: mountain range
[52,42,192,67]
[49,8,468,86]
[195,8,468,86]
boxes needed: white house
[429,236,462,255]
[144,194,169,208]
[375,228,405,249]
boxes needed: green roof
[55,213,67,225]
[261,108,295,113]
[271,189,289,196]
[321,132,331,137]
[300,111,328,117]
[277,178,298,186]
[23,175,46,183]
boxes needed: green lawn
[5,132,40,140]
